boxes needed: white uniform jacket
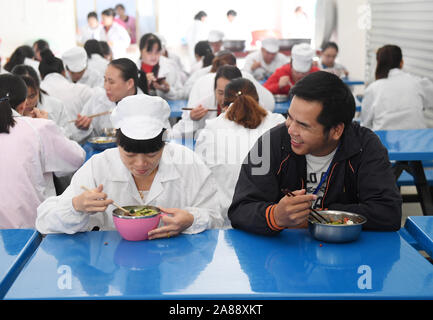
[99,22,131,59]
[0,111,85,229]
[243,50,288,81]
[36,143,224,234]
[195,111,286,227]
[361,68,427,130]
[40,73,94,142]
[87,54,109,76]
[78,67,104,88]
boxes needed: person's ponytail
[224,78,267,129]
[0,96,15,134]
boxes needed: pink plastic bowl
[112,206,161,241]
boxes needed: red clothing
[141,62,154,73]
[264,64,320,94]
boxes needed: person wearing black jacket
[228,71,402,235]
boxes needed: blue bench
[397,168,433,186]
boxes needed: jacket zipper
[321,162,339,210]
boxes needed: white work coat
[40,72,94,142]
[188,70,275,112]
[76,67,104,88]
[36,143,224,234]
[182,65,212,99]
[38,93,74,138]
[99,22,131,59]
[243,50,289,81]
[136,56,184,100]
[88,54,109,76]
[0,112,85,229]
[361,68,427,130]
[78,24,103,44]
[195,111,286,227]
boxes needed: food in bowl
[88,136,117,150]
[90,137,117,144]
[308,210,367,243]
[112,205,161,241]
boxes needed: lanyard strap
[312,145,340,195]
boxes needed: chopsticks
[80,186,130,215]
[68,110,112,123]
[280,188,330,224]
[181,107,218,111]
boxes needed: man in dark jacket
[228,71,402,235]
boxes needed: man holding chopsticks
[228,71,402,235]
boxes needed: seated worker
[36,94,223,236]
[264,43,320,94]
[319,41,349,78]
[62,46,104,88]
[228,71,402,234]
[243,38,288,81]
[361,44,427,130]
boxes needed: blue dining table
[4,229,433,300]
[404,216,433,259]
[376,129,433,215]
[167,99,187,118]
[0,229,42,299]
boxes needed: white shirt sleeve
[360,84,376,129]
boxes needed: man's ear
[330,123,345,141]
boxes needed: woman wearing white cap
[38,49,94,143]
[195,78,285,227]
[264,43,320,95]
[137,33,184,100]
[208,30,225,54]
[36,94,223,236]
[62,46,104,88]
[243,38,288,81]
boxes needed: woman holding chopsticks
[36,94,223,237]
[77,58,171,141]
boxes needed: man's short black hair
[227,10,237,17]
[289,71,355,133]
[87,11,98,19]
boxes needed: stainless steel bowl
[87,136,117,151]
[308,210,367,243]
[223,40,246,52]
[274,94,289,103]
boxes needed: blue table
[376,129,433,215]
[4,229,433,299]
[404,216,433,258]
[342,78,365,86]
[0,229,42,299]
[167,99,187,118]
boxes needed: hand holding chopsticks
[280,188,330,224]
[80,186,129,215]
[69,110,113,123]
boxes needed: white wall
[335,0,367,88]
[0,0,76,59]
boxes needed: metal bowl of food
[274,94,289,103]
[113,205,162,241]
[223,40,246,52]
[308,210,367,243]
[278,38,311,51]
[102,128,117,137]
[87,136,117,151]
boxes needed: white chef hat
[110,94,171,140]
[291,43,314,73]
[62,47,87,72]
[208,30,224,43]
[261,38,279,54]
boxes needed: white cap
[208,30,224,43]
[62,47,87,72]
[154,33,167,48]
[110,95,171,140]
[261,38,279,53]
[291,43,314,73]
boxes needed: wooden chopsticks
[280,188,330,224]
[68,110,112,123]
[181,108,218,111]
